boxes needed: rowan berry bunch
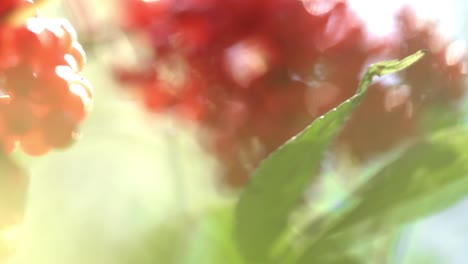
[0,1,93,156]
[0,0,92,259]
[115,0,466,186]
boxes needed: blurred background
[1,0,468,263]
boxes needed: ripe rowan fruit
[116,0,466,186]
[0,11,93,155]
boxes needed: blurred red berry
[115,0,466,187]
[0,16,93,155]
[41,110,77,149]
[0,0,33,20]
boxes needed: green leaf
[296,125,468,261]
[295,233,362,264]
[296,223,400,264]
[234,50,427,262]
[328,125,468,233]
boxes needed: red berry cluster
[0,1,91,259]
[115,0,466,186]
[0,5,93,156]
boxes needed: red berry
[0,0,33,19]
[2,99,38,135]
[0,16,92,156]
[41,110,77,149]
[2,63,36,96]
[19,129,50,156]
[115,0,467,186]
[67,41,86,72]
